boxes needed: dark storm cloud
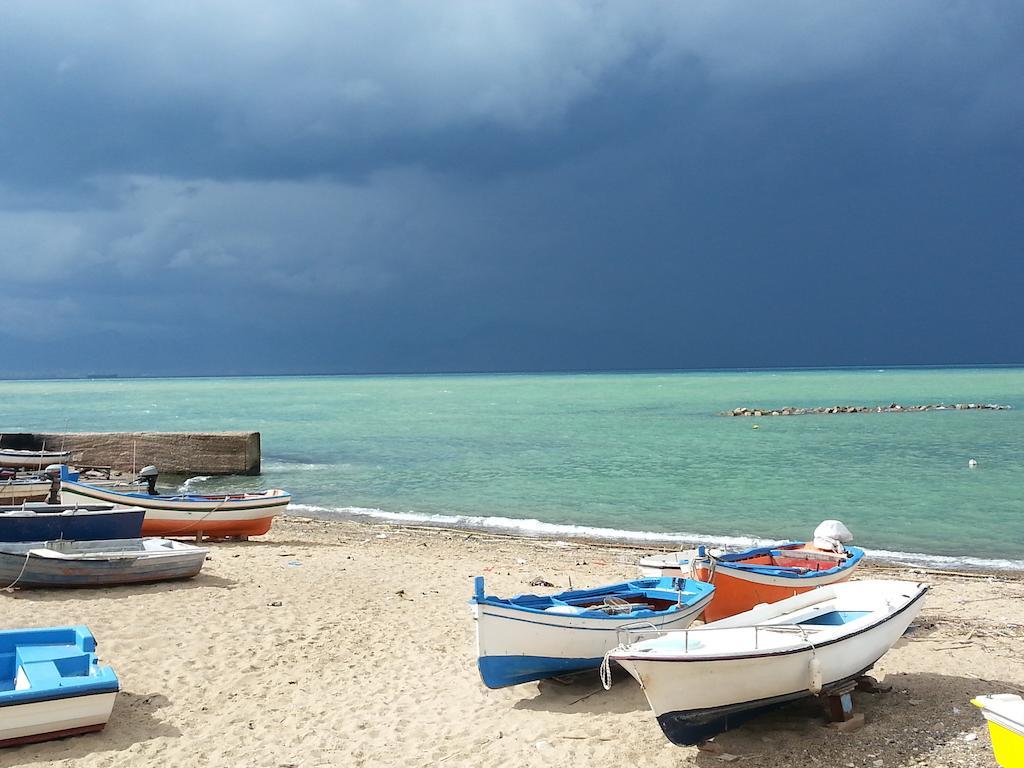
[0,1,1022,377]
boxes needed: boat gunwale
[610,583,927,663]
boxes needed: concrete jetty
[0,432,261,475]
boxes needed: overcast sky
[2,1,1022,377]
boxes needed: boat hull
[0,626,119,747]
[697,563,855,622]
[0,507,145,542]
[474,580,714,689]
[0,692,116,747]
[612,581,926,745]
[60,480,289,537]
[973,695,1024,767]
[0,482,50,505]
[0,539,207,588]
[0,450,71,470]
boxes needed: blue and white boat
[0,504,145,542]
[0,626,119,747]
[470,576,715,689]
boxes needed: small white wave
[286,503,1024,572]
[262,460,331,472]
[861,547,1024,573]
[178,475,211,492]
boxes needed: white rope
[2,552,33,591]
[599,652,614,691]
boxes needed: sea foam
[286,503,1024,572]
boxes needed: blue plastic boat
[0,626,119,747]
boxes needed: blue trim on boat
[477,654,604,689]
[477,594,711,630]
[801,610,871,626]
[470,576,715,620]
[713,544,865,579]
[0,626,119,708]
[63,479,291,506]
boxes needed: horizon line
[2,361,1024,383]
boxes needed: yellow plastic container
[973,695,1024,767]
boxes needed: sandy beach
[3,516,1022,768]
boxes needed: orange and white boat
[638,521,864,621]
[59,476,290,538]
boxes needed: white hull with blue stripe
[1,626,119,747]
[470,576,714,689]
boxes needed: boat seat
[601,603,653,615]
[16,660,62,691]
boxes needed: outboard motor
[137,465,160,496]
[43,463,64,504]
[813,520,854,553]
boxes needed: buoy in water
[752,424,760,429]
[968,458,978,468]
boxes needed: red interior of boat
[739,552,844,571]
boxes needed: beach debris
[395,588,412,600]
[376,533,388,539]
[961,732,978,742]
[529,577,555,587]
[697,740,724,754]
[857,676,892,694]
[268,600,283,607]
[829,713,865,733]
[715,754,742,763]
[516,558,527,565]
[287,560,302,567]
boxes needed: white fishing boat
[605,579,927,745]
[0,448,72,470]
[60,468,289,538]
[471,576,715,688]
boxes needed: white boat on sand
[471,576,715,688]
[606,579,928,745]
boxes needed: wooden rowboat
[0,449,72,470]
[470,576,714,689]
[60,478,289,538]
[0,538,208,588]
[0,504,145,542]
[638,521,864,621]
[607,580,927,745]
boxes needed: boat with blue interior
[471,576,715,689]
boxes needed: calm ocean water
[2,368,1022,569]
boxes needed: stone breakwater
[722,403,1012,417]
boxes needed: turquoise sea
[2,368,1022,569]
